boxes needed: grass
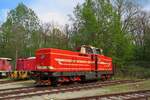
[113,65,150,80]
[112,76,139,80]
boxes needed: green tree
[71,0,134,65]
[71,0,99,47]
[1,3,40,66]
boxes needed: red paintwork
[36,48,113,73]
[97,55,112,71]
[16,57,36,71]
[0,58,12,71]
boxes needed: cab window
[80,46,93,54]
[80,47,86,54]
[86,47,93,54]
[96,49,100,54]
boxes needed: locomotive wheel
[0,73,2,78]
[80,76,86,83]
[101,75,107,81]
[51,77,58,87]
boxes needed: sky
[0,0,150,25]
[137,0,150,11]
[0,0,84,25]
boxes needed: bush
[114,65,150,79]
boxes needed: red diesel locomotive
[34,45,113,86]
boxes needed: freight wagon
[11,57,36,79]
[34,45,113,86]
[0,57,36,79]
[0,58,12,78]
[16,57,36,71]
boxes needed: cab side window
[80,47,86,54]
[96,49,100,54]
[86,47,93,54]
[80,46,93,54]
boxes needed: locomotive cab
[80,45,103,55]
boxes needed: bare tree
[113,0,140,32]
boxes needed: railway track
[0,80,142,100]
[69,90,150,100]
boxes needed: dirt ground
[0,79,35,90]
[25,79,150,100]
[0,79,150,100]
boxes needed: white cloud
[28,0,84,26]
[38,11,68,25]
[143,5,150,11]
[0,0,84,25]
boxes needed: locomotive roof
[27,57,36,59]
[0,57,12,61]
[17,57,36,60]
[76,45,97,50]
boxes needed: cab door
[91,54,98,71]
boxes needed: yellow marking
[55,58,94,66]
[37,66,54,70]
[55,58,94,64]
[57,63,90,66]
[98,62,111,68]
[55,68,91,70]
